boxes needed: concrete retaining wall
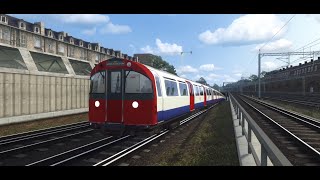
[0,71,90,124]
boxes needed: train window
[194,85,199,96]
[164,79,178,96]
[193,85,197,96]
[179,82,188,96]
[200,86,204,95]
[90,71,105,93]
[155,75,162,96]
[125,71,152,94]
[111,71,122,93]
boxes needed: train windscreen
[90,71,106,93]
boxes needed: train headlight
[132,101,138,108]
[95,101,100,107]
[127,62,131,67]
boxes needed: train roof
[144,64,218,91]
[93,58,221,93]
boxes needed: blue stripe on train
[157,105,189,122]
[157,98,225,122]
[194,102,204,109]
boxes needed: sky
[11,14,320,86]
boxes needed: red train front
[89,57,157,134]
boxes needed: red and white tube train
[89,57,225,135]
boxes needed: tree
[196,77,209,86]
[260,71,267,78]
[249,74,258,81]
[212,83,220,90]
[151,55,177,75]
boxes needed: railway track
[235,94,320,165]
[0,121,107,166]
[0,121,88,142]
[25,104,215,166]
[0,122,89,145]
[0,103,218,166]
[0,122,92,155]
[262,96,320,108]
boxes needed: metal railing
[230,93,292,166]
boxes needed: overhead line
[259,14,296,52]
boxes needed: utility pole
[257,50,320,99]
[258,49,261,98]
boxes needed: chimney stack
[35,22,45,35]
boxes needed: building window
[48,31,53,38]
[34,36,41,48]
[1,16,8,24]
[315,65,318,71]
[34,26,40,34]
[59,34,63,41]
[20,22,26,29]
[79,41,83,47]
[95,46,98,51]
[95,54,99,62]
[20,32,26,47]
[88,44,91,49]
[48,44,53,51]
[68,46,75,57]
[0,28,10,41]
[70,38,74,44]
[58,44,64,53]
[47,40,54,52]
[80,49,85,59]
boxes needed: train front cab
[89,59,157,134]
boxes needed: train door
[154,73,164,122]
[106,70,124,123]
[186,81,195,111]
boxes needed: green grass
[158,101,239,166]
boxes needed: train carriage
[89,57,225,135]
